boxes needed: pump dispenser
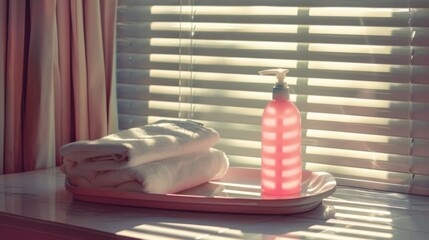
[260,69,302,196]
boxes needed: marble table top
[1,167,429,240]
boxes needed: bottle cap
[259,68,290,100]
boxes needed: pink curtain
[0,0,118,174]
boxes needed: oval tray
[65,167,336,214]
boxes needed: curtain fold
[0,0,7,173]
[0,0,118,174]
[3,0,26,173]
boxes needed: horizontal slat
[412,47,429,65]
[412,28,429,47]
[118,99,180,118]
[411,66,429,84]
[118,115,184,130]
[411,157,429,175]
[134,21,410,37]
[410,175,429,195]
[117,69,180,86]
[303,146,411,173]
[117,80,408,109]
[305,162,410,188]
[119,0,179,6]
[119,0,429,8]
[119,52,410,75]
[412,139,429,157]
[412,9,429,27]
[303,113,411,137]
[412,102,429,120]
[117,54,421,84]
[117,30,429,49]
[118,69,411,92]
[333,177,410,193]
[118,7,412,27]
[118,38,412,65]
[302,129,411,155]
[126,24,409,38]
[201,119,412,143]
[117,75,411,102]
[117,24,412,46]
[119,37,410,55]
[412,84,429,102]
[412,120,429,139]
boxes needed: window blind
[116,0,429,195]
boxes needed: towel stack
[60,120,229,194]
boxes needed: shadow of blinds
[116,0,429,195]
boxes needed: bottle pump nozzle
[258,69,289,87]
[259,68,290,100]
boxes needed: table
[1,167,429,240]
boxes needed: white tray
[65,167,336,214]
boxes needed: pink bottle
[260,69,302,196]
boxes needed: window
[116,0,429,195]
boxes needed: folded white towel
[60,120,219,171]
[62,148,229,194]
